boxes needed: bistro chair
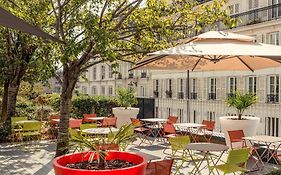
[50,115,60,126]
[145,159,174,175]
[20,121,42,141]
[101,117,117,128]
[69,119,83,129]
[210,147,250,174]
[195,120,215,142]
[80,123,98,136]
[228,130,246,149]
[162,123,178,139]
[131,118,152,145]
[83,113,97,123]
[167,116,178,124]
[11,117,28,141]
[69,128,80,141]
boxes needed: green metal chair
[21,121,41,141]
[11,117,28,141]
[210,147,250,175]
[80,123,98,136]
[69,128,81,141]
[11,116,28,128]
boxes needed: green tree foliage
[116,88,138,109]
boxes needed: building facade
[78,0,281,137]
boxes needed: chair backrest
[131,118,142,127]
[163,123,176,134]
[50,115,60,125]
[102,117,117,127]
[69,128,80,140]
[226,147,250,166]
[167,116,178,124]
[83,114,97,122]
[169,136,191,151]
[202,120,215,131]
[22,121,41,132]
[69,119,83,129]
[11,117,28,126]
[145,159,174,175]
[80,123,98,130]
[95,143,119,151]
[228,130,245,143]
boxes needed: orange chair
[101,117,117,128]
[167,116,178,124]
[196,120,215,142]
[228,130,246,149]
[50,115,60,126]
[83,114,97,123]
[69,119,83,129]
[49,115,60,139]
[131,118,151,145]
[145,159,174,175]
[162,123,178,138]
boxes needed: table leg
[249,140,265,171]
[188,149,207,175]
[208,151,224,175]
[265,143,280,164]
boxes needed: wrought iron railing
[267,94,279,103]
[208,93,216,100]
[190,92,197,100]
[141,72,147,78]
[154,91,159,98]
[166,90,172,98]
[178,92,184,99]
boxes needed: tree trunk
[1,81,9,122]
[55,65,79,157]
[7,82,20,119]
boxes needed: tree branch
[54,72,63,85]
[99,0,109,27]
[80,60,104,71]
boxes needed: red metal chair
[131,118,152,145]
[145,159,174,175]
[83,114,97,123]
[101,117,117,128]
[195,120,215,142]
[228,130,246,149]
[162,123,178,138]
[167,116,178,124]
[50,115,60,126]
[69,119,83,129]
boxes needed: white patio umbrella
[131,31,281,71]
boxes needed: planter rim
[113,107,139,110]
[220,116,260,120]
[53,151,147,173]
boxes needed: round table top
[88,117,105,121]
[174,123,205,128]
[186,143,229,152]
[140,118,168,123]
[82,127,119,135]
[15,120,39,124]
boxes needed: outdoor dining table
[140,118,168,141]
[87,117,105,124]
[82,127,119,135]
[174,123,205,142]
[185,143,229,175]
[15,120,39,125]
[243,135,281,171]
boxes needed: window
[193,110,196,123]
[267,75,279,103]
[166,79,172,98]
[101,86,105,95]
[207,111,215,121]
[140,85,145,97]
[93,67,97,80]
[190,78,197,99]
[229,4,239,15]
[228,77,237,94]
[178,79,184,99]
[154,80,159,97]
[155,107,159,118]
[267,32,280,45]
[249,0,258,9]
[177,108,184,123]
[108,66,113,78]
[167,108,172,116]
[265,117,279,136]
[108,86,113,95]
[82,86,87,94]
[101,65,106,79]
[91,86,97,95]
[270,0,281,18]
[208,78,216,100]
[141,70,147,78]
[247,76,257,94]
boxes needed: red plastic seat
[69,119,83,129]
[167,116,178,124]
[145,159,174,175]
[101,117,117,128]
[83,113,97,123]
[196,120,215,142]
[228,130,246,149]
[162,123,177,138]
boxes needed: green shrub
[116,88,138,109]
[43,93,61,112]
[93,96,118,117]
[266,168,281,175]
[34,106,53,121]
[0,122,9,142]
[72,95,98,118]
[16,98,36,117]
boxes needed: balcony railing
[153,91,159,98]
[267,94,279,103]
[208,93,216,100]
[117,74,122,79]
[227,93,235,98]
[178,92,184,99]
[128,73,134,79]
[141,72,147,78]
[166,90,172,98]
[216,3,281,30]
[190,92,197,100]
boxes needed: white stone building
[78,0,281,137]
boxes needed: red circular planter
[53,151,147,175]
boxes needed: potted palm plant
[53,124,147,175]
[220,91,259,147]
[112,88,139,128]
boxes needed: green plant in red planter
[53,124,147,175]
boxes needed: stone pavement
[0,139,279,175]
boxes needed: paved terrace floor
[0,139,279,175]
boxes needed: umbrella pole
[186,70,190,122]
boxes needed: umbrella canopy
[131,31,281,71]
[0,7,63,44]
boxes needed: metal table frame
[174,123,205,142]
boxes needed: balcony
[166,90,172,98]
[190,92,197,100]
[208,93,216,100]
[178,92,184,99]
[153,91,159,98]
[128,73,134,79]
[267,94,279,103]
[141,72,147,78]
[217,3,281,30]
[227,93,235,98]
[117,74,122,79]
